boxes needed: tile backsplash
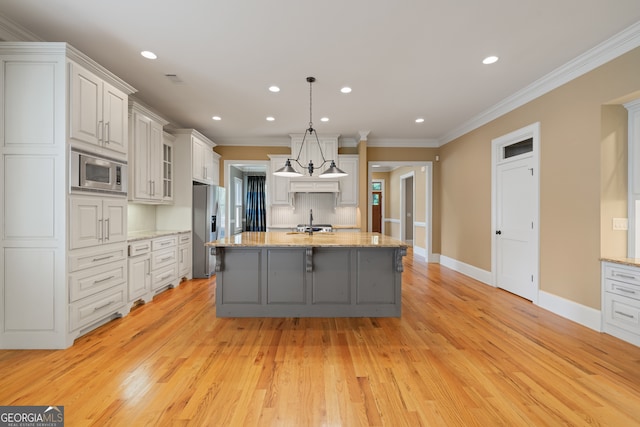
[270,193,357,227]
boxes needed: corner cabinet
[0,42,136,349]
[602,261,640,347]
[269,154,292,205]
[129,101,170,203]
[337,154,359,205]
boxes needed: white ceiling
[1,1,639,147]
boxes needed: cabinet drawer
[179,233,191,245]
[69,244,127,272]
[128,239,151,257]
[152,265,177,290]
[605,278,640,301]
[604,264,640,286]
[603,292,640,336]
[69,259,127,302]
[69,284,126,331]
[152,235,177,251]
[151,247,177,270]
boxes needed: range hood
[289,177,340,193]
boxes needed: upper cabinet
[337,154,359,205]
[69,62,128,158]
[128,101,170,203]
[290,134,338,176]
[191,134,219,184]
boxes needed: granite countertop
[206,231,407,248]
[127,229,190,242]
[601,257,640,268]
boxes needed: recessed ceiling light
[266,116,275,121]
[212,116,221,121]
[415,118,425,123]
[320,117,329,122]
[141,50,157,60]
[482,55,499,65]
[340,87,352,94]
[269,86,280,93]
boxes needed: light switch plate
[612,218,628,230]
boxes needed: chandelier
[273,77,347,178]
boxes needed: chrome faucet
[309,209,314,235]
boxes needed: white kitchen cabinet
[151,235,178,292]
[602,261,640,347]
[69,62,128,157]
[178,232,192,279]
[290,134,338,176]
[127,239,152,304]
[289,179,340,193]
[191,134,219,184]
[337,155,359,205]
[69,195,127,250]
[129,101,169,203]
[162,132,175,202]
[269,154,292,205]
[0,42,135,349]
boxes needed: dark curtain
[245,175,266,231]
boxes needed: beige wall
[440,46,640,309]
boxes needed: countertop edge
[601,257,640,268]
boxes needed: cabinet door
[338,155,359,205]
[178,244,191,277]
[132,112,152,199]
[102,82,128,155]
[192,138,204,182]
[128,255,151,301]
[204,149,216,184]
[269,155,291,205]
[162,139,174,201]
[69,63,102,147]
[103,198,127,244]
[70,196,103,249]
[149,121,163,200]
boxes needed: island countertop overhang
[205,231,408,248]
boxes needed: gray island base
[206,232,408,317]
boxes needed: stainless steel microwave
[70,149,127,196]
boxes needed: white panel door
[103,198,127,244]
[69,63,102,146]
[69,196,103,249]
[496,157,536,300]
[102,82,128,155]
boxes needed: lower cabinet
[68,242,128,334]
[128,239,152,305]
[151,235,178,291]
[178,232,192,279]
[602,261,640,347]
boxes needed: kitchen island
[206,232,408,317]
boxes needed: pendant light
[273,77,347,178]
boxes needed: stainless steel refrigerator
[192,184,226,278]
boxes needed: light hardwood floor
[1,250,640,426]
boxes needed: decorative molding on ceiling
[438,20,640,146]
[367,138,440,148]
[0,15,41,42]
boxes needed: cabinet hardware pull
[93,255,114,262]
[94,275,115,284]
[159,274,171,281]
[614,310,635,319]
[105,121,110,143]
[98,120,103,143]
[160,256,173,262]
[615,273,636,280]
[105,218,110,241]
[93,300,114,311]
[616,287,636,294]
[98,219,103,241]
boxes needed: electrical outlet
[612,218,628,231]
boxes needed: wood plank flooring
[1,250,640,426]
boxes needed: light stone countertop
[127,229,190,242]
[206,231,407,248]
[601,257,640,268]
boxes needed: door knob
[495,230,502,235]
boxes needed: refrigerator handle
[211,215,217,233]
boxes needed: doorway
[224,160,269,235]
[401,173,414,244]
[372,180,384,233]
[492,123,540,302]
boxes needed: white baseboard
[537,291,602,332]
[439,255,494,286]
[413,245,426,259]
[437,255,602,332]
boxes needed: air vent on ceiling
[164,74,184,83]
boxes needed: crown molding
[215,136,292,147]
[0,15,42,42]
[438,20,640,146]
[367,138,440,148]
